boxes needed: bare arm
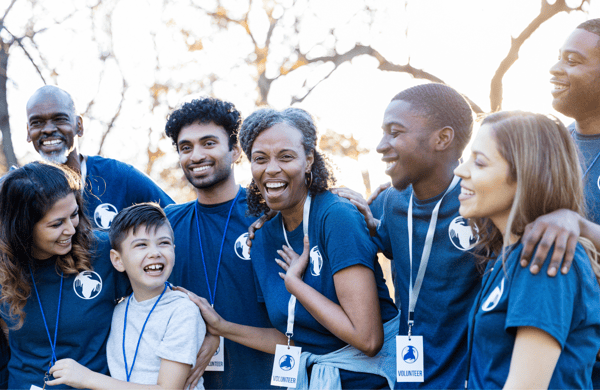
[174,286,287,354]
[521,209,600,275]
[502,327,561,390]
[47,357,191,389]
[278,236,384,357]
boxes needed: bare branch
[98,79,126,155]
[1,0,18,24]
[489,0,587,110]
[291,64,337,104]
[2,27,46,83]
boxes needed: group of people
[0,17,600,390]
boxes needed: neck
[280,191,308,232]
[491,215,519,247]
[195,177,239,205]
[65,150,81,174]
[575,113,600,135]
[132,283,168,302]
[412,161,458,200]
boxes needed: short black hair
[109,203,173,252]
[165,97,242,151]
[392,83,474,154]
[578,18,600,39]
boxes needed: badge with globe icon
[279,354,295,371]
[402,345,418,364]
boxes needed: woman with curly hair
[187,107,399,389]
[0,161,129,389]
[455,111,600,389]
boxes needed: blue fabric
[293,313,400,390]
[468,242,600,389]
[83,155,174,230]
[252,191,397,389]
[0,231,130,389]
[166,188,276,390]
[370,183,481,389]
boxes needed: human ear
[110,249,126,272]
[305,150,315,173]
[231,144,242,164]
[435,127,455,152]
[75,116,84,137]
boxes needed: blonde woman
[455,111,600,389]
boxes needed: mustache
[38,132,67,144]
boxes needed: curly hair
[392,83,474,156]
[165,97,242,151]
[0,161,93,329]
[239,107,336,216]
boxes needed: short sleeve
[126,165,174,208]
[505,246,579,347]
[156,300,205,366]
[370,190,393,258]
[323,201,379,275]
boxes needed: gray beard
[39,149,69,165]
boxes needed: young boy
[47,203,205,390]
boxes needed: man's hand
[185,333,220,390]
[520,209,582,276]
[246,210,277,249]
[331,187,380,236]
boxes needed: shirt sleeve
[156,299,203,366]
[126,165,174,207]
[505,245,581,348]
[370,190,393,258]
[323,200,379,275]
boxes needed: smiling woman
[0,161,130,389]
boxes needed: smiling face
[377,99,436,192]
[550,28,600,121]
[110,224,175,301]
[32,192,80,260]
[26,91,82,164]
[177,121,241,193]
[250,123,313,217]
[454,124,517,234]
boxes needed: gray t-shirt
[107,290,205,389]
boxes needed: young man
[46,203,205,389]
[25,86,173,229]
[164,97,275,390]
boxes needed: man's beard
[39,148,69,164]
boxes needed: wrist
[284,273,303,294]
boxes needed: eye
[204,140,217,147]
[280,154,294,161]
[253,155,267,163]
[179,145,192,153]
[160,240,173,246]
[135,243,147,248]
[474,158,486,168]
[50,221,63,228]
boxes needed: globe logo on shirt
[73,271,103,300]
[279,355,295,371]
[234,233,251,260]
[309,246,323,276]
[94,203,118,230]
[597,175,600,191]
[448,216,479,251]
[482,277,505,312]
[402,346,418,364]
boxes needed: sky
[3,0,599,201]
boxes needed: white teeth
[144,264,164,271]
[43,140,62,146]
[551,83,567,91]
[191,166,210,172]
[386,162,396,169]
[57,238,71,244]
[461,188,475,196]
[266,182,285,189]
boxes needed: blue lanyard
[29,264,63,369]
[122,281,169,382]
[194,187,241,307]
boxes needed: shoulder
[165,201,195,219]
[90,230,112,260]
[163,291,202,319]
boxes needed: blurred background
[0,0,597,203]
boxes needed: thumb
[302,235,310,254]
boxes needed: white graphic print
[482,277,504,312]
[234,233,251,260]
[73,271,103,300]
[309,246,323,276]
[94,203,118,230]
[449,216,479,251]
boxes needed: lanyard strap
[407,176,460,337]
[194,187,241,307]
[569,129,600,178]
[281,194,312,345]
[29,265,63,368]
[123,281,169,382]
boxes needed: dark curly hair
[392,83,473,156]
[0,161,93,329]
[239,107,336,216]
[165,97,242,151]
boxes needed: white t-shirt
[107,290,205,389]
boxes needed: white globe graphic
[73,271,103,299]
[309,246,323,276]
[448,216,479,250]
[94,203,118,230]
[234,233,251,260]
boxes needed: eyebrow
[46,206,79,225]
[382,121,406,131]
[29,112,71,122]
[178,134,219,146]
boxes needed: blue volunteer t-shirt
[1,231,130,389]
[571,130,600,225]
[370,182,481,389]
[468,242,600,389]
[251,191,398,389]
[166,188,276,390]
[83,155,174,230]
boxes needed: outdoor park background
[0,0,598,202]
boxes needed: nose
[190,145,207,163]
[147,243,162,258]
[376,134,389,155]
[265,158,281,175]
[549,59,564,77]
[41,120,58,134]
[64,219,77,236]
[454,158,470,179]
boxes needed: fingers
[185,365,202,390]
[367,182,391,205]
[546,231,570,277]
[561,235,578,275]
[527,229,556,275]
[172,285,190,295]
[520,222,545,269]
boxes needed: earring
[305,171,313,188]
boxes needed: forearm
[218,322,286,354]
[83,371,163,390]
[580,216,600,249]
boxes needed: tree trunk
[0,40,17,169]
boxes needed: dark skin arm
[520,209,600,275]
[246,210,277,250]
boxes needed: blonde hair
[471,111,600,283]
